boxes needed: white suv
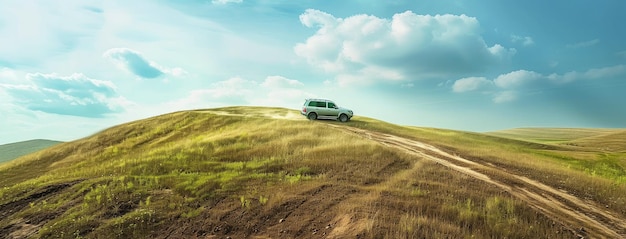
[300,98,353,122]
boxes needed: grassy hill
[0,107,624,238]
[0,139,62,164]
[569,130,626,151]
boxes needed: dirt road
[334,125,626,238]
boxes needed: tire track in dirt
[334,125,626,238]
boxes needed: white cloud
[212,0,243,5]
[567,39,600,48]
[581,64,625,79]
[259,76,315,107]
[169,77,257,110]
[203,77,257,100]
[0,72,131,117]
[452,77,492,92]
[170,75,315,110]
[261,76,304,88]
[336,66,404,86]
[0,68,20,83]
[494,70,542,89]
[295,9,516,85]
[511,34,534,46]
[453,64,626,103]
[493,91,517,103]
[547,64,626,84]
[299,9,336,28]
[164,67,188,77]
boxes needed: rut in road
[333,125,626,238]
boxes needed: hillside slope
[1,107,624,238]
[0,140,62,164]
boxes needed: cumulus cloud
[103,48,186,79]
[452,77,492,92]
[452,64,626,103]
[494,70,542,89]
[0,73,130,117]
[295,9,516,85]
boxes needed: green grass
[0,107,623,238]
[0,139,62,163]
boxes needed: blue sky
[1,0,625,144]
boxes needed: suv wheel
[339,114,348,122]
[308,112,317,120]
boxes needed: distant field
[0,139,62,163]
[488,127,626,151]
[487,127,616,142]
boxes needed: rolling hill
[489,127,626,151]
[0,139,62,164]
[487,127,618,143]
[0,107,624,238]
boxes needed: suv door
[316,101,330,116]
[308,100,324,115]
[326,101,339,116]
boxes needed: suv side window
[308,101,326,107]
[327,102,336,108]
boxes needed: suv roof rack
[305,98,332,102]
